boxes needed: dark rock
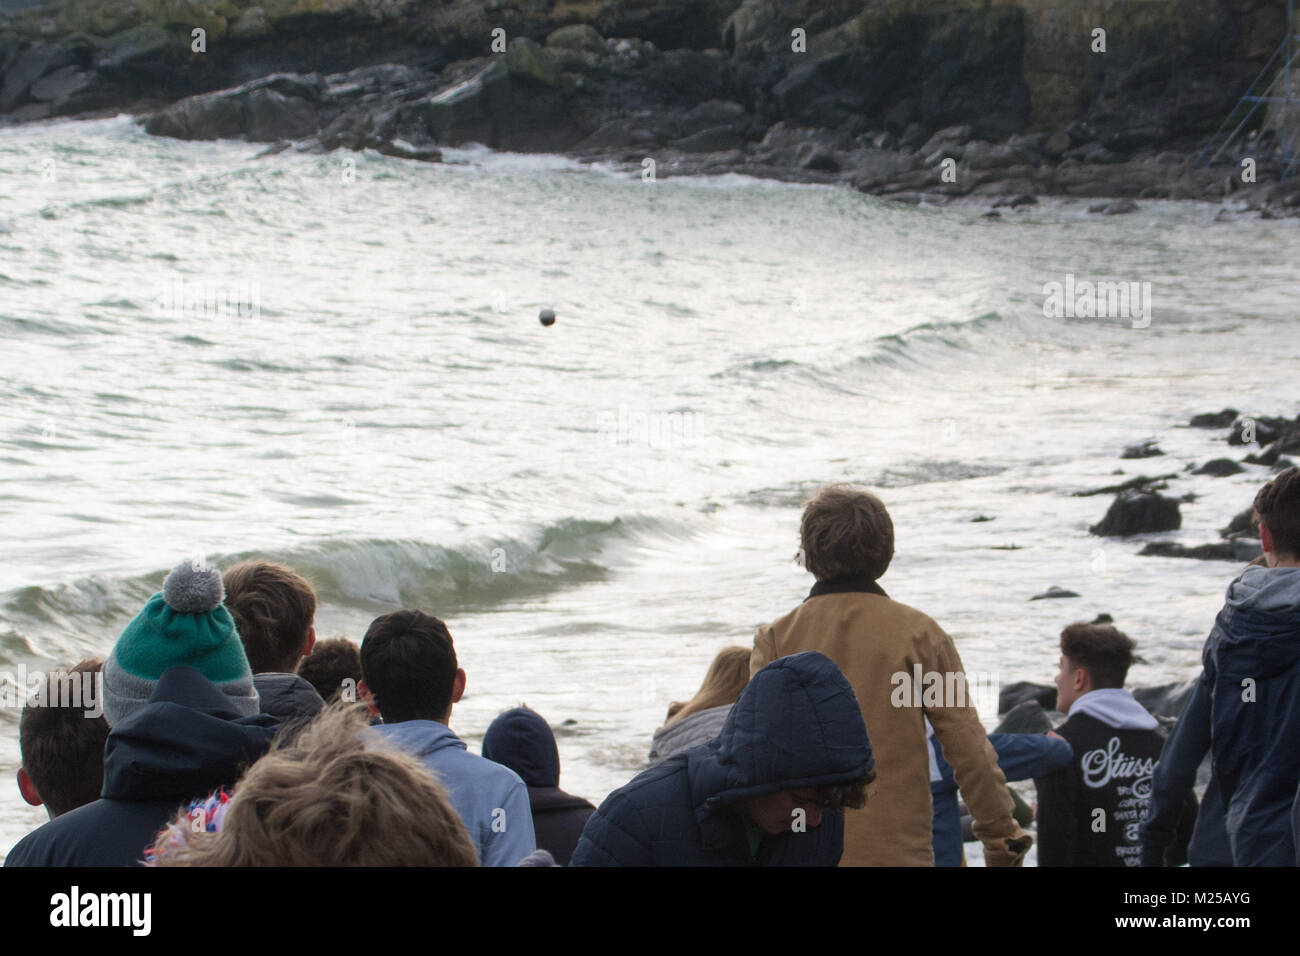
[94,24,172,73]
[1030,585,1080,601]
[1220,507,1257,539]
[993,193,1037,208]
[872,130,896,150]
[962,141,1034,169]
[1190,408,1239,428]
[998,682,1057,715]
[1229,415,1284,446]
[980,210,1001,219]
[1091,613,1114,624]
[1194,458,1245,477]
[374,140,441,162]
[898,122,928,149]
[243,88,320,141]
[994,699,1055,734]
[1131,679,1197,721]
[680,99,747,137]
[970,514,995,522]
[673,125,744,153]
[1,42,73,113]
[1121,440,1164,459]
[1139,540,1258,562]
[1090,490,1181,537]
[1072,474,1178,497]
[920,124,973,157]
[797,144,839,171]
[28,65,92,105]
[1088,198,1139,215]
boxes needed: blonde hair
[152,704,479,866]
[665,646,752,726]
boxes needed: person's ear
[1261,524,1275,564]
[301,625,316,659]
[451,668,467,705]
[17,768,42,808]
[357,679,380,718]
[1073,666,1089,694]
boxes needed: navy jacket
[570,651,874,867]
[482,707,595,867]
[1203,566,1300,866]
[930,732,1072,867]
[4,666,280,867]
[1138,674,1233,866]
[254,672,325,722]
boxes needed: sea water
[2,117,1299,859]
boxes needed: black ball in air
[539,308,556,327]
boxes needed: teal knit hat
[101,560,259,726]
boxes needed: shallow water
[2,117,1298,858]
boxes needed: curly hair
[151,704,479,866]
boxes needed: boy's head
[17,659,110,819]
[1253,466,1300,566]
[1054,623,1137,712]
[222,561,317,674]
[151,704,479,866]
[799,484,894,582]
[359,610,465,725]
[742,778,872,835]
[296,637,362,703]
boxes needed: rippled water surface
[2,117,1299,857]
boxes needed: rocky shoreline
[3,2,1300,214]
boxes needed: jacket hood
[1214,566,1300,679]
[481,707,560,788]
[1067,688,1158,730]
[695,650,873,810]
[254,672,325,721]
[102,665,281,802]
[372,719,466,760]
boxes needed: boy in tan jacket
[752,484,1033,866]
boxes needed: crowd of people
[5,466,1299,867]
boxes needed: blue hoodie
[570,651,874,867]
[4,666,280,867]
[374,720,536,866]
[1203,566,1300,866]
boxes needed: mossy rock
[505,36,560,86]
[546,23,605,53]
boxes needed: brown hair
[813,771,875,811]
[1060,623,1137,690]
[19,658,109,818]
[799,484,895,582]
[152,704,479,866]
[1253,466,1300,559]
[666,646,752,726]
[222,561,316,673]
[296,637,361,702]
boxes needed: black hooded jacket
[4,666,280,867]
[254,672,325,722]
[482,707,595,866]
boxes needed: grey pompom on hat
[162,560,225,613]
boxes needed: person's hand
[983,827,1033,867]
